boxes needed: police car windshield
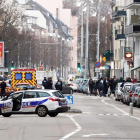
[16,84,30,88]
[53,91,64,98]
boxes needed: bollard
[129,103,133,116]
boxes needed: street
[1,93,140,140]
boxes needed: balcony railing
[112,7,126,19]
[125,24,140,37]
[115,29,126,40]
[126,0,140,9]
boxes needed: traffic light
[77,63,81,71]
[11,61,14,70]
[103,50,113,61]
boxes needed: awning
[128,66,140,73]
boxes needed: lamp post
[85,0,89,78]
[97,0,101,78]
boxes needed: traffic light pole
[81,3,84,76]
[85,0,89,78]
[97,0,101,78]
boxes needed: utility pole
[85,0,89,78]
[81,2,84,76]
[97,0,101,78]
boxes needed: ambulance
[11,68,37,91]
[0,69,37,96]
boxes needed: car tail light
[134,93,137,97]
[129,91,132,93]
[139,94,140,98]
[129,94,132,97]
[49,98,60,101]
[71,84,74,86]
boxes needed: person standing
[55,79,62,90]
[89,78,94,96]
[103,79,108,97]
[1,79,6,98]
[42,77,48,89]
[59,79,63,91]
[47,77,53,89]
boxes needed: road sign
[95,61,101,68]
[65,95,73,105]
[103,57,106,62]
[39,66,43,70]
[95,68,100,72]
[82,65,85,69]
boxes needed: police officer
[42,77,48,89]
[1,79,6,98]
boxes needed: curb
[67,109,82,113]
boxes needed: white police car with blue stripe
[0,90,68,117]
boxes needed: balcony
[112,7,126,19]
[126,0,140,9]
[125,25,140,37]
[115,29,126,40]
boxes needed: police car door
[22,91,38,112]
[2,94,13,113]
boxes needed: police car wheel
[2,113,12,117]
[48,113,58,117]
[37,106,48,117]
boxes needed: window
[15,73,22,80]
[38,92,50,97]
[24,91,37,99]
[25,73,32,80]
[53,91,64,98]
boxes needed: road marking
[101,98,140,122]
[98,114,119,116]
[59,114,81,140]
[101,99,129,115]
[83,112,91,114]
[82,134,108,137]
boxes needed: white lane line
[98,114,104,116]
[82,134,108,137]
[101,98,140,122]
[59,114,81,140]
[82,112,91,114]
[101,99,129,115]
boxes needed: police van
[0,89,68,117]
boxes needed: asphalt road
[1,93,140,140]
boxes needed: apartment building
[125,0,140,79]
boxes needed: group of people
[88,75,138,97]
[42,77,63,91]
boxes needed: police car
[0,90,68,117]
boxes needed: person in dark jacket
[89,78,94,96]
[47,77,53,89]
[55,79,62,90]
[93,80,98,96]
[1,79,6,98]
[42,77,48,89]
[112,78,118,95]
[59,79,63,91]
[103,79,108,97]
[97,78,104,97]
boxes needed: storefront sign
[125,53,133,61]
[0,42,4,67]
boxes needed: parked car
[123,83,140,105]
[136,88,140,107]
[78,79,88,93]
[83,80,89,94]
[134,87,140,107]
[69,79,81,92]
[121,83,132,103]
[115,83,122,101]
[61,82,73,94]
